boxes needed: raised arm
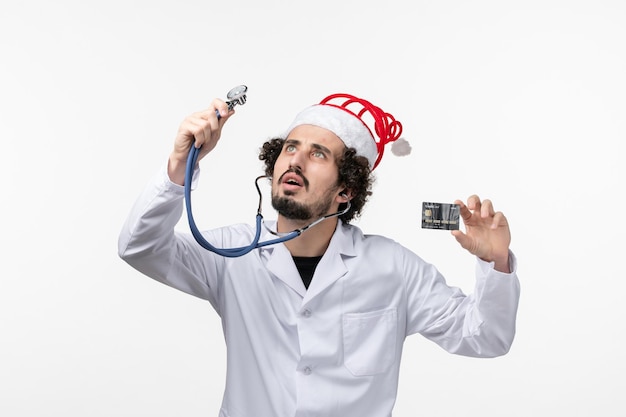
[117,99,234,302]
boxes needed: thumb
[451,230,473,253]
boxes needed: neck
[277,215,338,257]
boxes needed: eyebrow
[284,139,333,157]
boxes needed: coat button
[303,366,312,375]
[302,309,312,318]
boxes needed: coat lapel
[261,221,357,303]
[303,222,356,304]
[261,223,307,298]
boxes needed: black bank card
[422,202,460,230]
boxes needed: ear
[336,189,352,203]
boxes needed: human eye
[312,150,326,159]
[285,144,296,152]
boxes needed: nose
[288,148,305,171]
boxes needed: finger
[193,99,228,121]
[177,118,204,145]
[467,194,481,211]
[481,199,495,218]
[451,230,472,252]
[455,199,472,222]
[183,117,209,147]
[210,98,231,120]
[492,211,508,229]
[194,109,219,123]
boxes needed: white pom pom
[390,137,411,156]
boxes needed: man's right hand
[168,98,234,185]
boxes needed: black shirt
[292,256,323,289]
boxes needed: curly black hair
[258,138,373,223]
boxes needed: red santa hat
[285,93,410,170]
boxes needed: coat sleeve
[117,163,223,309]
[404,249,520,358]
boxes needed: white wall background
[1,0,624,416]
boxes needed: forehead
[286,124,346,153]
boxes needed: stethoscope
[184,85,351,257]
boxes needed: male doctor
[118,92,520,417]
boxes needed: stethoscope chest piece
[225,85,248,110]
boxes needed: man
[118,92,520,417]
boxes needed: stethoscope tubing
[184,141,301,257]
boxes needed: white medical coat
[118,166,520,417]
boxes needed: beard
[271,193,334,221]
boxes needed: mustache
[277,167,309,189]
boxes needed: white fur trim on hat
[285,104,378,168]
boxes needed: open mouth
[279,170,308,191]
[283,175,302,187]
